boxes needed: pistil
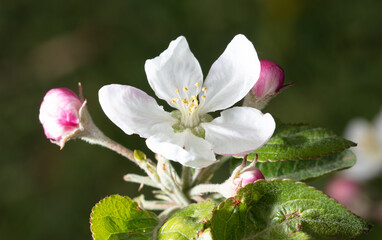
[170,83,208,128]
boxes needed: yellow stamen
[175,89,180,93]
[183,87,188,92]
[201,95,206,99]
[202,87,207,91]
[195,82,200,87]
[171,97,178,103]
[182,99,188,104]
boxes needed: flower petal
[145,36,203,107]
[99,84,176,138]
[146,129,216,168]
[201,107,275,155]
[199,34,260,114]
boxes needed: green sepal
[170,110,182,120]
[200,113,213,123]
[90,195,158,240]
[172,122,186,133]
[192,126,206,138]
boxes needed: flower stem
[172,183,192,206]
[123,174,159,188]
[189,183,221,196]
[81,127,161,188]
[191,155,232,186]
[81,127,138,165]
[76,102,193,209]
[156,155,191,207]
[181,166,192,193]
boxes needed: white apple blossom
[342,107,382,181]
[98,35,276,168]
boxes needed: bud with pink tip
[218,167,265,198]
[39,84,100,149]
[244,60,291,110]
[39,88,82,142]
[233,167,265,187]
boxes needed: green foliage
[256,150,356,181]
[157,201,216,240]
[248,123,356,162]
[90,195,158,240]
[210,179,370,240]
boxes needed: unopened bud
[39,84,98,149]
[219,167,265,198]
[244,60,291,110]
[233,168,265,187]
[39,88,82,146]
[254,60,285,98]
[134,150,147,162]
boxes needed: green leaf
[247,123,356,162]
[90,195,158,240]
[158,201,216,240]
[256,150,356,181]
[210,179,370,240]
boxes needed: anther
[201,95,206,99]
[195,82,200,87]
[183,87,188,92]
[175,89,180,93]
[202,87,207,91]
[171,97,178,103]
[182,99,188,104]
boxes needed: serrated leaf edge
[247,123,357,162]
[211,179,371,240]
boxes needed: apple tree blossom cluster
[39,34,371,240]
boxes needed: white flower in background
[342,107,382,181]
[99,35,276,168]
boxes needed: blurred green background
[1,0,381,239]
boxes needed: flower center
[170,82,207,128]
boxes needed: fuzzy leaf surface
[158,201,216,240]
[247,124,356,162]
[90,195,158,240]
[256,150,356,181]
[210,179,370,240]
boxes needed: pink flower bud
[243,60,290,110]
[233,168,265,187]
[39,88,82,141]
[252,60,285,98]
